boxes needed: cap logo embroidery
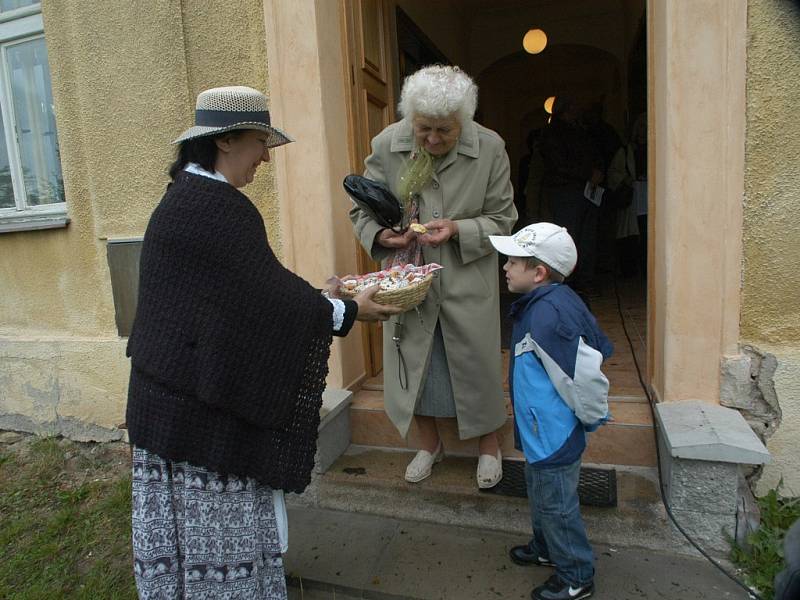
[513,229,537,251]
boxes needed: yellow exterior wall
[744,0,800,495]
[0,1,278,439]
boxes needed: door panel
[359,0,386,79]
[343,0,398,377]
[364,91,388,150]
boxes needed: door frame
[263,0,747,403]
[340,0,401,378]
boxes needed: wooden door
[342,0,398,377]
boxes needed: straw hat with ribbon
[173,86,293,147]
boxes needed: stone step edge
[351,405,655,429]
[299,464,694,556]
[344,443,656,465]
[340,444,657,481]
[359,385,650,405]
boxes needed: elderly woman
[350,66,517,487]
[126,86,398,600]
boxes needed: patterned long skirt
[131,446,287,600]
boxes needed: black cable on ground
[611,272,763,600]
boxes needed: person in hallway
[607,112,648,278]
[490,223,613,600]
[539,97,604,297]
[350,65,518,488]
[582,100,622,177]
[126,86,399,600]
[582,101,623,277]
[519,128,546,227]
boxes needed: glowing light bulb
[523,29,547,54]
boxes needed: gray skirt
[131,446,287,600]
[414,321,457,418]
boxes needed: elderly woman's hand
[418,219,458,247]
[377,227,417,250]
[354,285,403,321]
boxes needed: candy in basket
[330,263,443,311]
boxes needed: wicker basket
[338,273,434,311]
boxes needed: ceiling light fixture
[523,29,547,54]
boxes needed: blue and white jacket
[510,283,613,467]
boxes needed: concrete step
[293,446,693,556]
[350,389,657,467]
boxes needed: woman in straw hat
[350,65,517,488]
[126,85,399,599]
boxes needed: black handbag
[343,174,404,231]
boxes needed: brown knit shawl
[126,172,333,493]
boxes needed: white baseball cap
[489,222,577,277]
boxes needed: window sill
[0,214,70,233]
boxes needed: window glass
[7,36,62,206]
[0,0,37,12]
[0,103,12,208]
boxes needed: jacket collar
[510,283,562,320]
[390,119,481,170]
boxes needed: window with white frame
[0,2,66,232]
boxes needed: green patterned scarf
[397,147,436,220]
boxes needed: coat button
[432,181,439,189]
[433,210,440,217]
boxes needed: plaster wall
[0,0,278,438]
[742,0,800,345]
[755,345,800,496]
[744,0,800,495]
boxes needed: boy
[489,223,613,600]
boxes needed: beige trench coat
[350,120,518,439]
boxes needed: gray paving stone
[284,506,752,600]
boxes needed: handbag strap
[392,318,408,391]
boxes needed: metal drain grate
[480,460,617,508]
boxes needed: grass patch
[0,437,136,599]
[731,485,800,600]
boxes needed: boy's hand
[418,219,458,247]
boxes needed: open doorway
[346,0,649,412]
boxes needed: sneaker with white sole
[476,448,503,489]
[509,543,556,567]
[404,443,443,483]
[531,574,594,600]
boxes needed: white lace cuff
[328,298,345,331]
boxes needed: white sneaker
[476,448,503,489]
[404,443,444,483]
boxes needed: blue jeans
[525,459,594,586]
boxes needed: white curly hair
[398,65,478,126]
